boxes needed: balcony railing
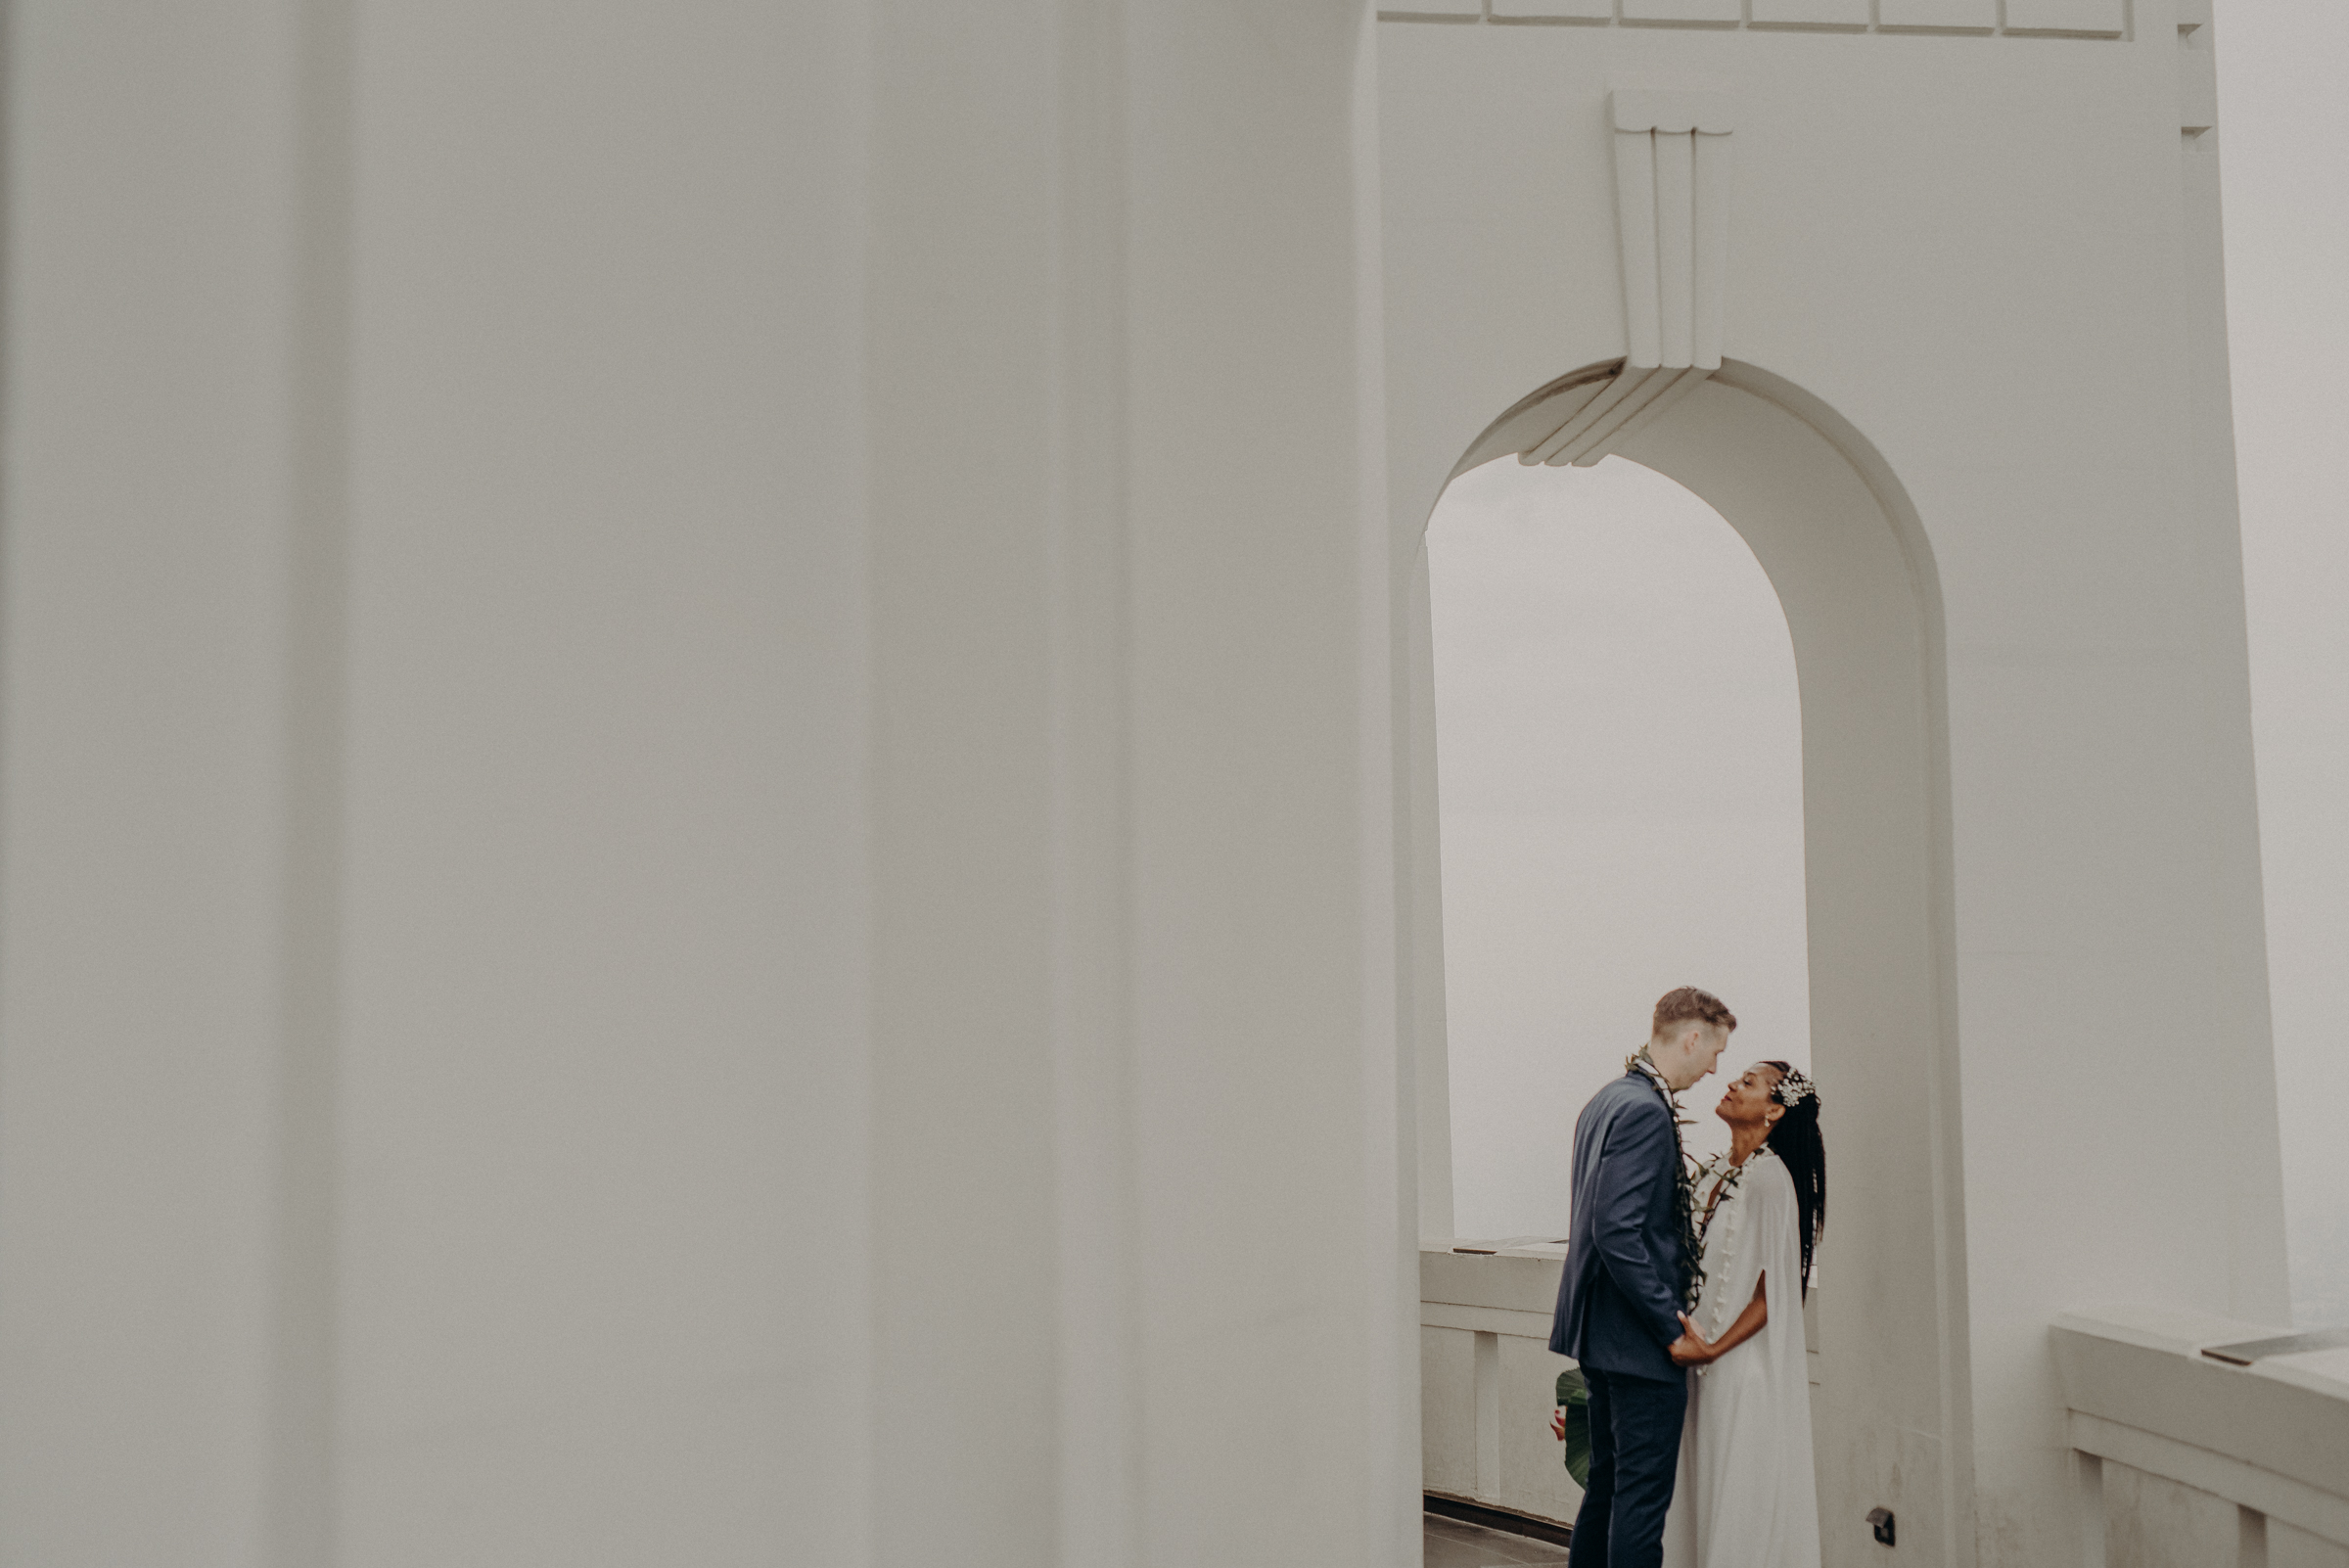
[1422,1246,2349,1566]
[2053,1308,2349,1568]
[1422,1238,1822,1532]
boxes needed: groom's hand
[1668,1313,1713,1366]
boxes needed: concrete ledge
[2067,1411,2349,1547]
[1421,1242,1567,1316]
[2052,1306,2349,1545]
[1423,1301,1558,1338]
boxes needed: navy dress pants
[1567,1363,1687,1568]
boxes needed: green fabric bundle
[1555,1367,1591,1488]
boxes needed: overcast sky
[1430,457,1806,1232]
[1431,5,2348,1325]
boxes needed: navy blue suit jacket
[1548,1068,1690,1383]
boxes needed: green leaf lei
[1626,1046,1707,1312]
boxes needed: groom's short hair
[1653,986,1736,1036]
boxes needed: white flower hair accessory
[1771,1067,1818,1109]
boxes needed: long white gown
[1660,1147,1822,1568]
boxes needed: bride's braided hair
[1761,1061,1825,1298]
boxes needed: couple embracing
[1550,988,1828,1568]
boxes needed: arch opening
[1405,363,1972,1564]
[1427,451,1812,1233]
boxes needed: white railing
[1423,1239,1824,1529]
[1420,1239,1583,1527]
[1423,1255,2349,1563]
[2052,1307,2349,1568]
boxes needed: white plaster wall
[1380,11,2285,1564]
[0,3,1411,1565]
[2219,2,2349,1335]
[330,4,868,1560]
[0,4,2289,1565]
[1118,14,1413,1563]
[0,5,304,1560]
[0,3,884,1563]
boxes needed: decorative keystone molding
[1521,90,1731,469]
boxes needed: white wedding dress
[1660,1146,1822,1568]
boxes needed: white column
[330,3,873,1562]
[0,4,1404,1563]
[0,3,317,1563]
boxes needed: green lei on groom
[1626,1044,1708,1312]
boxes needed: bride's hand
[1668,1313,1714,1366]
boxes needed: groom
[1550,987,1734,1568]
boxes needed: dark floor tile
[1424,1533,1529,1568]
[1422,1514,1573,1565]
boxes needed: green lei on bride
[1626,1046,1707,1312]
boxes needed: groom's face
[1659,1022,1730,1088]
[1689,1024,1729,1082]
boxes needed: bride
[1660,1061,1827,1568]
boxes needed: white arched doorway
[1406,363,1973,1566]
[1428,450,1812,1229]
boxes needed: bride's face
[1713,1063,1786,1130]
